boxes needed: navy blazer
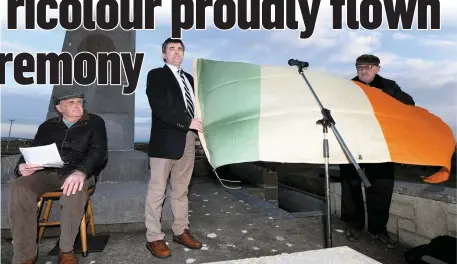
[145,65,196,159]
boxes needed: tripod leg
[323,129,332,248]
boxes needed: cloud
[1,122,39,139]
[142,42,215,61]
[1,91,49,142]
[1,85,53,97]
[330,31,382,63]
[133,108,152,142]
[1,40,58,89]
[268,0,457,49]
[439,0,457,25]
[135,123,152,143]
[1,41,40,52]
[391,33,457,49]
[135,117,150,125]
[420,89,457,137]
[267,0,338,49]
[135,96,151,112]
[399,59,457,88]
[419,38,457,48]
[1,28,67,95]
[392,33,412,40]
[266,12,457,94]
[426,104,457,124]
[371,52,400,67]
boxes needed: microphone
[288,59,309,68]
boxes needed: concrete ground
[1,175,410,264]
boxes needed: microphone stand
[292,63,372,249]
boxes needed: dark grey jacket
[14,110,108,179]
[353,74,415,106]
[145,65,196,159]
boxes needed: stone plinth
[44,27,148,183]
[330,180,457,248]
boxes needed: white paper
[19,143,65,168]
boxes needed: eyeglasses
[356,64,377,71]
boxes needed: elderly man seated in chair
[8,92,108,264]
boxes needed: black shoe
[344,227,360,242]
[372,232,394,249]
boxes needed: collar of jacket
[51,109,90,124]
[352,74,384,88]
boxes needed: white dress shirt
[166,63,197,117]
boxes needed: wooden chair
[36,188,95,257]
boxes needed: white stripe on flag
[258,66,391,164]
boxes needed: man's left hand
[61,170,86,196]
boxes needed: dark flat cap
[53,91,84,105]
[356,54,380,66]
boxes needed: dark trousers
[8,170,94,264]
[340,162,395,235]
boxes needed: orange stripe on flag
[355,81,456,183]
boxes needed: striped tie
[179,70,195,118]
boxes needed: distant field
[1,139,32,157]
[134,143,148,153]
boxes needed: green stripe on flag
[196,59,261,168]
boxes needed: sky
[1,0,456,143]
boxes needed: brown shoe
[173,229,202,249]
[146,240,172,258]
[22,256,37,264]
[58,250,78,264]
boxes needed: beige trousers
[145,131,196,241]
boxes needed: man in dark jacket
[352,55,415,105]
[144,38,203,259]
[340,54,415,248]
[8,92,107,264]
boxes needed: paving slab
[202,246,382,264]
[1,175,409,264]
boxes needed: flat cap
[356,54,380,66]
[53,91,84,105]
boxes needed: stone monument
[45,27,174,221]
[46,27,149,183]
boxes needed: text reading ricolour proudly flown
[1,0,440,95]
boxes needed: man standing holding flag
[144,38,203,259]
[340,54,415,248]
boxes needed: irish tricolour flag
[193,59,456,183]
